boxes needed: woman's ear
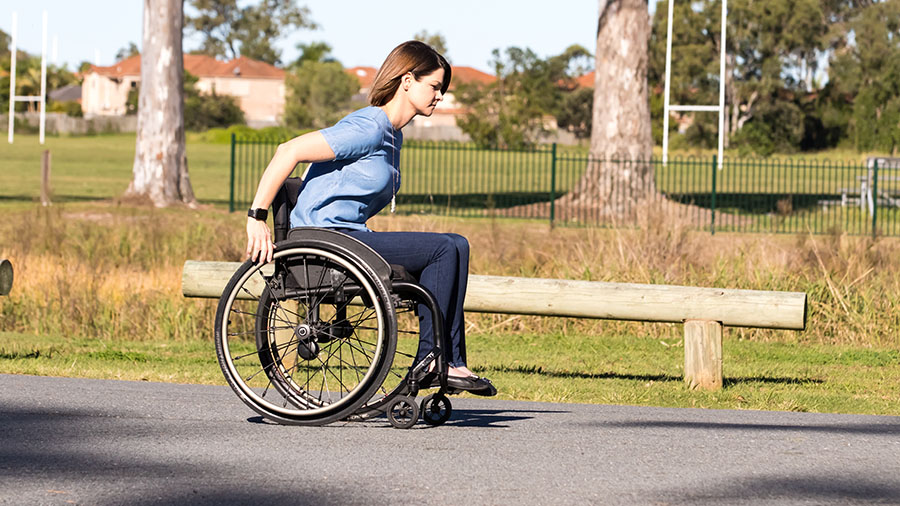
[402,72,413,92]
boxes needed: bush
[184,93,246,131]
[48,100,83,118]
[196,124,311,144]
[731,122,776,157]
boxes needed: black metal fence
[230,134,900,237]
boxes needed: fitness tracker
[247,208,268,221]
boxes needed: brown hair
[368,41,451,106]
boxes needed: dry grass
[370,207,900,347]
[1,202,899,348]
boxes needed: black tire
[420,393,452,426]
[387,396,419,429]
[214,242,397,425]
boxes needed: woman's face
[406,68,445,117]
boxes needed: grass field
[2,133,899,416]
[3,134,231,207]
[230,136,900,234]
[10,133,898,236]
[2,331,898,415]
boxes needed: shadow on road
[660,474,900,505]
[243,407,568,429]
[445,407,568,428]
[487,364,822,387]
[599,419,900,437]
[0,404,358,505]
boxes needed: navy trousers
[344,230,469,367]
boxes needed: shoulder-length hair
[368,41,452,106]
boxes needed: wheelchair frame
[213,178,455,428]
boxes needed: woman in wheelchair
[244,40,496,398]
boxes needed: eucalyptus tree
[128,0,196,207]
[562,0,655,217]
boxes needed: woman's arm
[246,131,335,263]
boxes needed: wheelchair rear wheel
[214,243,397,425]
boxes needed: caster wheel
[387,396,419,429]
[420,393,452,426]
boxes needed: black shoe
[446,375,497,397]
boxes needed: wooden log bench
[182,260,807,391]
[0,259,12,296]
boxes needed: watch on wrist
[247,208,268,221]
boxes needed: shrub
[184,93,246,131]
[48,100,83,118]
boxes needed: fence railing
[229,134,900,237]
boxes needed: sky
[2,1,600,73]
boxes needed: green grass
[6,133,898,236]
[0,332,222,384]
[2,134,231,207]
[470,331,900,415]
[2,331,898,416]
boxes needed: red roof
[89,54,141,77]
[345,66,378,89]
[575,71,594,88]
[449,66,495,89]
[88,54,285,80]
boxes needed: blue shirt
[290,106,402,231]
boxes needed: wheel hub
[294,324,319,360]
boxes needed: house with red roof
[344,65,496,128]
[82,56,494,131]
[81,54,286,126]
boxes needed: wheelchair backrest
[272,177,304,243]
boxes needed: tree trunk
[127,0,196,207]
[564,0,655,219]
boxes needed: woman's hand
[246,217,274,264]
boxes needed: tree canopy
[285,44,358,130]
[116,42,141,62]
[454,45,592,148]
[413,31,449,60]
[185,0,316,65]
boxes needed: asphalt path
[1,374,899,505]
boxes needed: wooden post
[684,319,723,390]
[41,149,51,206]
[0,259,12,296]
[181,262,808,330]
[182,261,808,392]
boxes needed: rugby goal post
[7,10,49,144]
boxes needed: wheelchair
[214,178,455,428]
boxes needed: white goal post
[662,0,727,167]
[7,10,48,144]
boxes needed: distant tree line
[455,0,900,155]
[649,0,900,156]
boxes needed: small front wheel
[420,393,452,426]
[387,396,419,429]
